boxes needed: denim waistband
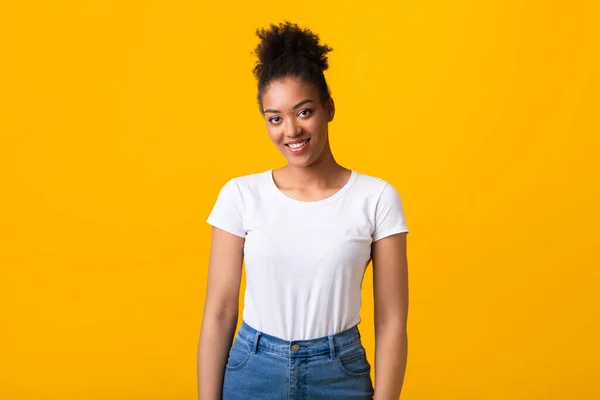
[236,320,363,358]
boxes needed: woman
[197,21,409,400]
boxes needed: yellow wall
[1,1,599,398]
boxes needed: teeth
[289,140,307,149]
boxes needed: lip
[285,138,310,145]
[285,138,310,154]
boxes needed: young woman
[197,21,410,400]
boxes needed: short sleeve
[372,183,409,242]
[206,179,246,238]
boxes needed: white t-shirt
[206,169,409,340]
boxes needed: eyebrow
[263,99,314,114]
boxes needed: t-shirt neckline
[266,169,358,207]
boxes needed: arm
[371,232,409,400]
[197,226,245,400]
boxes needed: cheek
[266,127,282,144]
[304,118,326,136]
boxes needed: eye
[298,109,313,117]
[269,116,282,124]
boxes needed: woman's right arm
[197,226,245,400]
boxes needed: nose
[283,118,302,138]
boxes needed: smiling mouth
[285,138,310,149]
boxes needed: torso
[206,167,410,340]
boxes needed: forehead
[262,78,318,109]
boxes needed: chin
[286,157,308,165]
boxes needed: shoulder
[212,169,272,203]
[230,169,271,186]
[207,170,272,235]
[225,169,272,194]
[352,170,403,200]
[353,171,409,240]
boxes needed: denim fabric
[222,320,374,399]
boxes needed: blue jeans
[222,320,374,399]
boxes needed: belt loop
[253,331,261,353]
[328,335,336,360]
[356,325,361,339]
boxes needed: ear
[326,97,335,122]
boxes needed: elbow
[203,296,239,323]
[207,305,238,323]
[374,311,408,331]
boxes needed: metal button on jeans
[291,344,300,352]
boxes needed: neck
[281,141,346,187]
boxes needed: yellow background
[1,1,599,399]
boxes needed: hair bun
[253,21,333,71]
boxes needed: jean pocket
[225,337,253,371]
[336,343,372,377]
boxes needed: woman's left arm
[371,232,409,400]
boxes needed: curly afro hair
[252,21,333,114]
